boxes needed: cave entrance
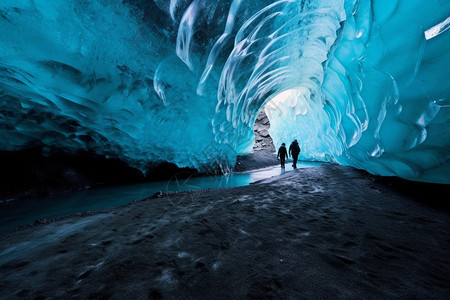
[252,88,309,154]
[252,108,276,153]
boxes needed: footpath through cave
[0,162,325,231]
[0,157,324,232]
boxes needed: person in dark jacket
[289,139,301,169]
[277,143,288,168]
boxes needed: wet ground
[0,160,322,231]
[0,165,449,299]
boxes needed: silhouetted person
[289,139,301,169]
[277,143,288,168]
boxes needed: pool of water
[0,161,324,231]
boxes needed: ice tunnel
[0,0,449,184]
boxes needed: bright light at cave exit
[264,88,309,121]
[262,88,318,158]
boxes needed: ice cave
[1,1,450,299]
[0,0,449,184]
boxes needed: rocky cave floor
[0,163,449,299]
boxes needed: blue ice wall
[0,0,449,183]
[267,0,450,184]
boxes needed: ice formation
[0,0,449,183]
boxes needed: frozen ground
[0,165,449,299]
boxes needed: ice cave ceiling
[0,0,449,184]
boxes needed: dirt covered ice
[0,165,449,299]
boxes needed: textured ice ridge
[0,0,449,183]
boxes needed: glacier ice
[0,0,449,184]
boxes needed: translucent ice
[0,0,449,183]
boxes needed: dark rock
[253,109,275,153]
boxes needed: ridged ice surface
[0,0,449,183]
